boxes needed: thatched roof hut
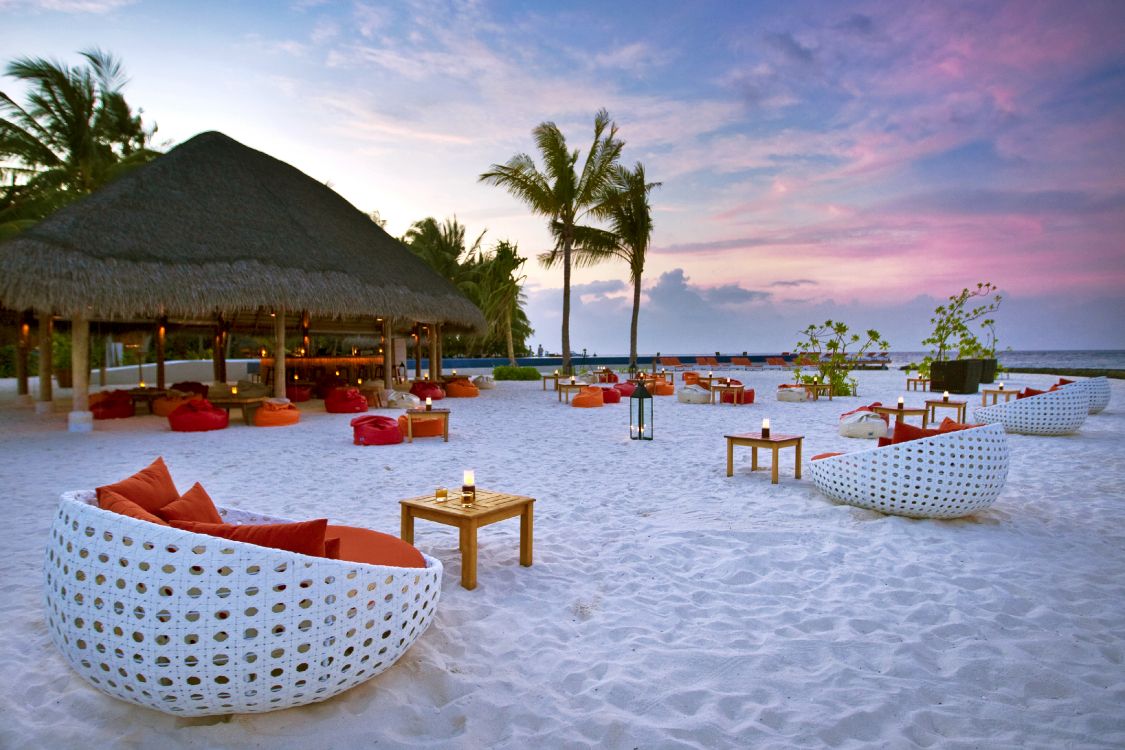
[0,130,484,332]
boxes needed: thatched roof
[0,131,485,332]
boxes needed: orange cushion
[891,421,940,444]
[811,452,844,461]
[325,537,341,559]
[170,518,328,557]
[157,482,223,524]
[96,457,179,514]
[937,417,983,433]
[325,525,426,568]
[98,489,170,526]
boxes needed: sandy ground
[0,368,1122,749]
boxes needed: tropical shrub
[492,365,541,381]
[920,282,1002,375]
[793,321,889,397]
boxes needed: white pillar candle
[897,396,904,407]
[762,418,770,430]
[425,397,432,407]
[463,470,475,486]
[231,386,238,395]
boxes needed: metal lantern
[629,382,653,440]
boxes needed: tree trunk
[504,310,516,366]
[561,235,572,375]
[629,272,642,370]
[273,308,287,398]
[38,314,53,407]
[16,312,30,396]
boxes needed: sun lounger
[730,356,762,370]
[764,357,789,370]
[655,356,688,370]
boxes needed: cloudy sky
[2,0,1124,354]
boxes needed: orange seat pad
[326,525,426,568]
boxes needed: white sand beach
[1,367,1123,749]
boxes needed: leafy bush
[793,320,889,397]
[920,282,1003,375]
[492,365,542,381]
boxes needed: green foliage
[793,320,889,397]
[920,282,1003,375]
[0,48,159,235]
[492,365,541,381]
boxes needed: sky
[2,0,1124,354]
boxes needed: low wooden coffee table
[981,388,1018,406]
[803,383,832,401]
[725,432,803,484]
[557,382,584,403]
[542,373,562,391]
[907,377,930,391]
[710,382,745,405]
[871,404,928,427]
[400,488,534,590]
[925,398,967,423]
[402,407,450,442]
[128,387,167,414]
[209,395,266,425]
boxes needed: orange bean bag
[397,414,445,438]
[325,387,369,413]
[572,386,604,408]
[152,393,202,418]
[410,381,446,401]
[682,371,701,385]
[445,378,479,398]
[600,386,621,404]
[254,399,300,427]
[652,382,675,396]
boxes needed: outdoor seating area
[974,384,1089,435]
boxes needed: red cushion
[811,452,844,461]
[157,482,223,524]
[1057,378,1074,385]
[891,421,941,444]
[937,417,984,433]
[325,537,341,559]
[171,518,328,557]
[325,525,426,568]
[877,437,893,448]
[98,489,170,526]
[1017,387,1045,400]
[96,457,179,513]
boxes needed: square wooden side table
[724,433,803,484]
[557,382,584,403]
[871,405,929,427]
[925,398,967,423]
[980,388,1018,406]
[402,407,450,442]
[400,488,534,590]
[710,382,745,405]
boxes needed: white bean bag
[472,375,495,390]
[387,391,422,409]
[677,384,711,404]
[838,411,888,439]
[777,386,808,402]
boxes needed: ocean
[887,350,1125,370]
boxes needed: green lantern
[630,382,653,440]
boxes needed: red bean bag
[325,387,369,413]
[600,386,621,404]
[396,414,444,438]
[445,378,479,398]
[614,382,636,397]
[352,415,403,445]
[168,399,229,432]
[596,370,619,384]
[410,381,446,401]
[315,374,348,399]
[721,387,756,404]
[91,390,135,420]
[254,400,300,427]
[572,386,604,408]
[286,384,313,402]
[170,381,209,398]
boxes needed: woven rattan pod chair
[1064,376,1110,414]
[44,492,442,716]
[808,424,1010,519]
[973,386,1088,435]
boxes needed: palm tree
[476,241,527,365]
[402,216,484,286]
[542,162,660,371]
[480,109,623,374]
[0,48,157,235]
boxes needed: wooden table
[906,377,931,391]
[402,407,450,442]
[357,384,384,408]
[400,488,534,590]
[981,388,1019,406]
[803,383,833,401]
[593,369,618,383]
[710,382,745,405]
[128,387,167,414]
[724,433,803,484]
[925,398,967,423]
[871,405,929,427]
[557,382,585,403]
[541,373,562,390]
[208,395,266,425]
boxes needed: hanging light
[629,382,654,440]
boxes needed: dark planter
[929,359,982,394]
[977,358,998,384]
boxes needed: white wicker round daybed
[1064,376,1110,414]
[44,491,442,717]
[973,386,1088,435]
[808,424,1010,519]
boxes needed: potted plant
[793,320,889,397]
[921,282,1002,393]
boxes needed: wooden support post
[156,317,167,389]
[273,308,287,398]
[16,311,31,399]
[428,323,439,381]
[383,318,394,384]
[436,323,443,378]
[414,324,422,381]
[68,315,93,432]
[37,314,53,413]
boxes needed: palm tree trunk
[504,310,516,366]
[561,235,572,375]
[629,272,642,370]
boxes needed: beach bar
[0,131,485,430]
